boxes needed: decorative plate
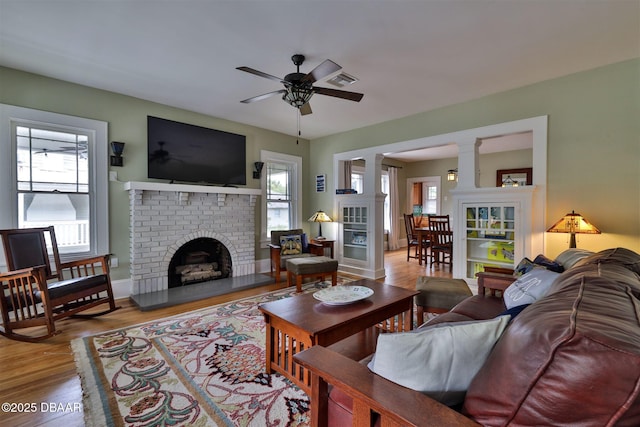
[313,285,374,305]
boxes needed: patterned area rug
[72,280,346,427]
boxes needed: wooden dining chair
[0,226,119,342]
[428,215,453,269]
[403,214,429,262]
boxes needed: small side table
[476,271,516,296]
[311,239,334,259]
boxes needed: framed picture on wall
[496,168,532,187]
[316,174,326,192]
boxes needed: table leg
[404,305,414,331]
[264,317,273,373]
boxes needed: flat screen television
[147,116,246,185]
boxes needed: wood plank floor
[0,248,452,427]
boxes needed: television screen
[147,116,246,185]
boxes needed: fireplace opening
[168,238,232,288]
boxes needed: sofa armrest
[476,271,516,296]
[294,346,479,427]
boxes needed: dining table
[415,227,453,265]
[415,227,432,265]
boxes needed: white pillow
[369,315,510,406]
[503,268,560,309]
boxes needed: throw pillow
[369,316,510,406]
[280,234,302,255]
[503,268,560,309]
[533,254,564,273]
[514,257,536,276]
[300,233,309,253]
[498,303,531,320]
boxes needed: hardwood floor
[0,248,452,426]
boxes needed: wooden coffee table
[258,279,418,393]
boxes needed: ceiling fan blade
[313,87,364,102]
[301,59,341,83]
[299,102,312,116]
[240,89,286,104]
[236,66,286,84]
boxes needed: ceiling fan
[236,54,364,115]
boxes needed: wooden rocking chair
[0,226,119,342]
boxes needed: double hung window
[266,161,293,234]
[261,150,301,240]
[16,125,91,253]
[0,104,108,261]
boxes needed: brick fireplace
[125,182,261,295]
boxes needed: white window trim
[260,150,302,247]
[0,104,109,262]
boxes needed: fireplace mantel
[124,181,261,196]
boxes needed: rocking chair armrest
[57,254,110,270]
[293,346,479,427]
[0,265,48,282]
[0,266,50,306]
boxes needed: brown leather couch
[296,248,640,426]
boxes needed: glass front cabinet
[342,205,368,262]
[452,187,539,283]
[464,203,517,279]
[337,194,385,278]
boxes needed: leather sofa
[295,248,640,426]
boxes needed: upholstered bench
[286,256,339,292]
[414,276,472,325]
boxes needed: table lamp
[546,210,600,248]
[308,210,332,240]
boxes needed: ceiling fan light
[283,86,314,108]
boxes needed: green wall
[0,66,311,280]
[309,59,640,257]
[1,58,638,280]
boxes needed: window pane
[18,193,90,254]
[351,173,363,193]
[267,201,291,233]
[381,174,390,232]
[15,124,92,253]
[266,161,293,235]
[267,163,290,199]
[17,126,89,192]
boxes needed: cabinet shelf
[340,205,369,263]
[466,237,515,243]
[464,203,518,279]
[467,257,514,267]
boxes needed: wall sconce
[447,169,458,182]
[253,161,265,179]
[308,210,332,240]
[501,175,519,187]
[546,210,601,248]
[110,141,125,167]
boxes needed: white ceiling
[1,0,638,149]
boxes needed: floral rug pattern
[72,282,334,427]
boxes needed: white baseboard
[111,277,133,300]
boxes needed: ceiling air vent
[327,72,358,88]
